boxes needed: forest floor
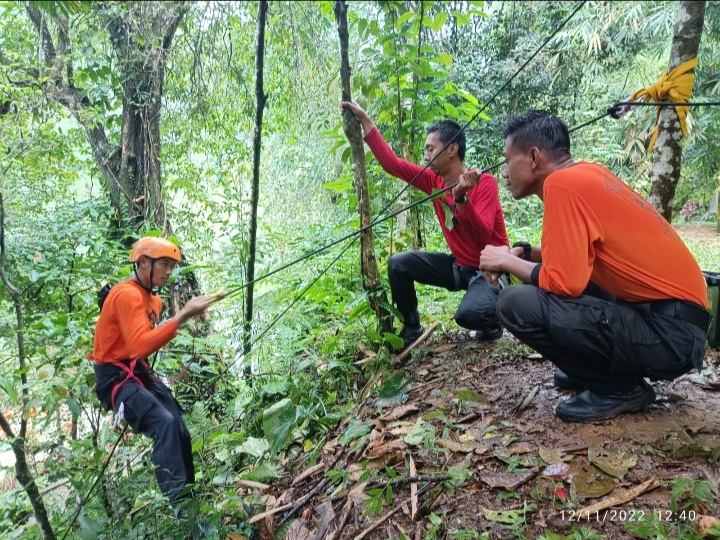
[243,224,720,540]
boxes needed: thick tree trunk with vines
[335,1,394,335]
[243,1,269,365]
[25,2,186,235]
[647,1,705,222]
[0,193,56,540]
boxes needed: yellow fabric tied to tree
[630,57,697,152]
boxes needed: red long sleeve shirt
[364,128,508,268]
[92,280,180,363]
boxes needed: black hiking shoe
[399,325,424,348]
[555,380,656,422]
[553,368,584,391]
[469,324,503,341]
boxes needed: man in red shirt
[479,110,710,422]
[92,237,217,501]
[341,101,509,347]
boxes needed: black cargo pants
[387,251,501,330]
[496,284,709,394]
[95,363,195,502]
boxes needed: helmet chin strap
[133,259,159,296]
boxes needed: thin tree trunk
[647,1,706,222]
[335,0,393,335]
[0,193,56,540]
[243,0,269,364]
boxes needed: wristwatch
[513,241,531,261]
[454,193,468,204]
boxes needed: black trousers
[95,365,195,502]
[387,251,501,330]
[496,284,709,394]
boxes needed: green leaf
[483,502,536,525]
[262,398,297,455]
[430,12,449,32]
[240,462,281,482]
[339,418,373,446]
[446,459,472,489]
[376,372,410,400]
[395,11,414,29]
[443,203,454,231]
[0,375,18,403]
[237,437,270,458]
[404,419,434,446]
[323,180,353,193]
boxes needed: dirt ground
[245,225,720,540]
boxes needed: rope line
[202,236,359,392]
[221,0,589,302]
[60,424,129,540]
[371,0,589,217]
[65,2,591,531]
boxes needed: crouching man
[480,110,710,422]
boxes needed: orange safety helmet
[130,237,182,263]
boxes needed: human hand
[479,245,511,274]
[176,295,217,325]
[339,100,370,122]
[454,169,480,200]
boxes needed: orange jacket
[92,280,179,363]
[538,162,707,307]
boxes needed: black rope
[370,0,589,216]
[202,236,359,391]
[60,424,129,540]
[221,0,589,301]
[62,3,590,527]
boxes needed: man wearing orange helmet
[91,237,217,502]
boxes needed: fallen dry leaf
[409,454,418,520]
[539,445,563,465]
[570,468,616,501]
[284,519,310,540]
[542,462,571,480]
[348,451,404,481]
[235,479,270,491]
[479,468,539,490]
[379,404,419,421]
[588,444,637,480]
[574,477,660,515]
[291,463,325,486]
[696,514,720,538]
[366,438,406,457]
[437,438,485,454]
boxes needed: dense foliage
[1,1,718,538]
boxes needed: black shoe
[553,368,584,391]
[399,325,424,348]
[555,380,656,422]
[469,324,503,341]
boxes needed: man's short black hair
[501,110,571,161]
[427,120,466,161]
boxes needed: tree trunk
[243,1,268,365]
[25,2,187,234]
[0,193,56,540]
[335,1,394,335]
[647,1,706,222]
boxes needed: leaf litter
[240,335,720,538]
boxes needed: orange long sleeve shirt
[538,162,708,308]
[92,280,180,363]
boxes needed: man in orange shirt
[479,110,710,422]
[92,237,217,501]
